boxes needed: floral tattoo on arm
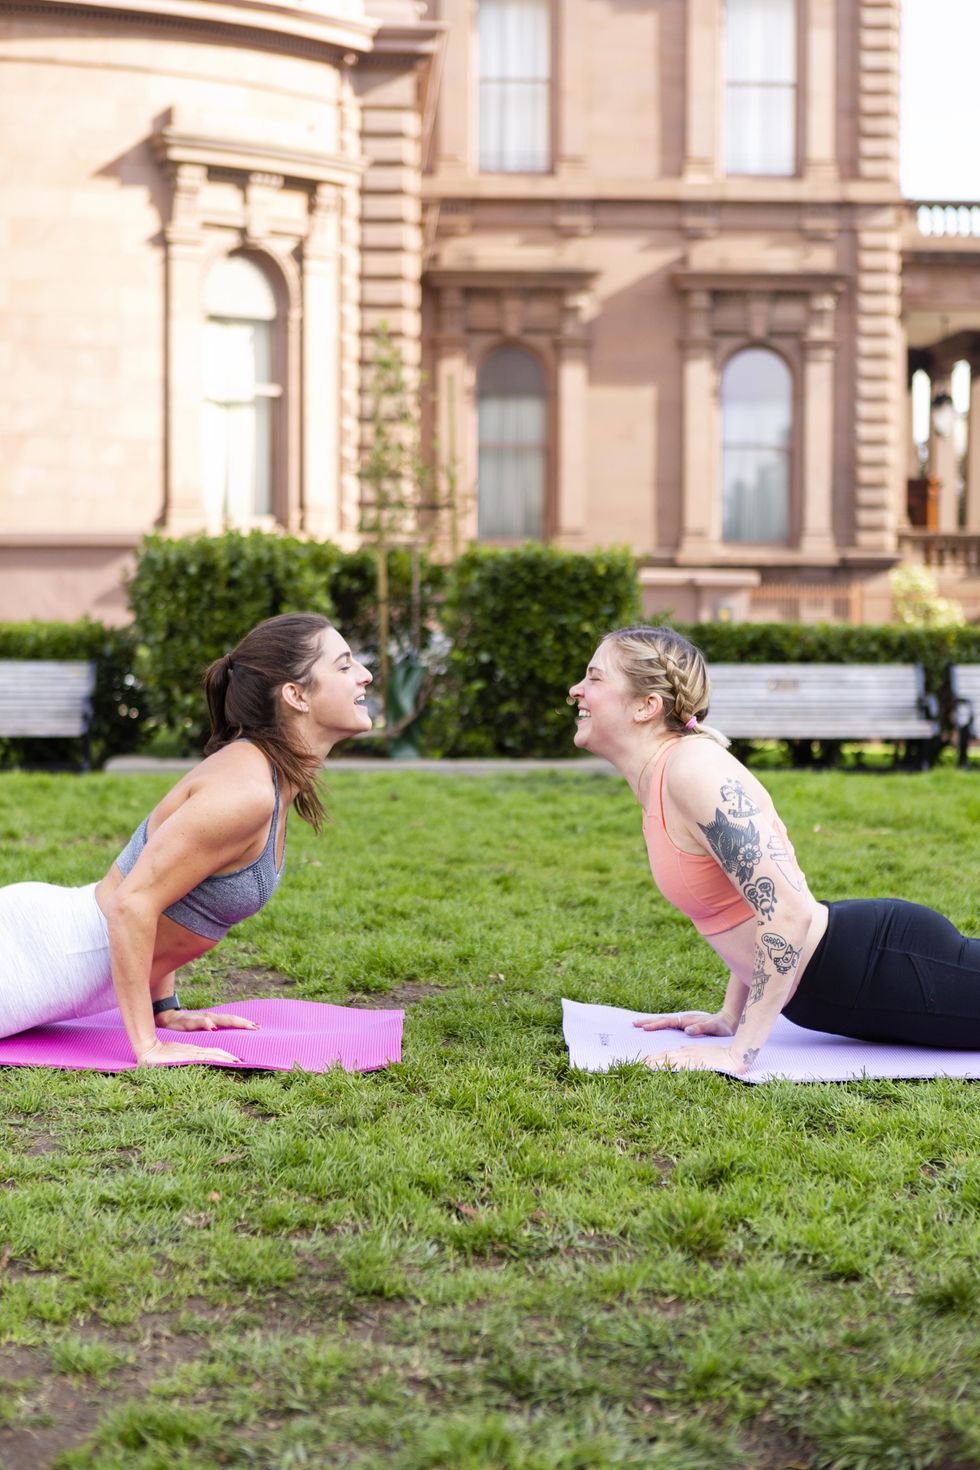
[698,809,762,886]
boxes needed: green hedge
[0,620,146,769]
[127,532,445,753]
[677,620,980,740]
[423,545,641,757]
[127,532,339,748]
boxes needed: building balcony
[898,529,980,576]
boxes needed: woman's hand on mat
[632,1010,735,1037]
[645,1042,744,1075]
[158,1009,259,1033]
[137,1039,242,1067]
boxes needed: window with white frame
[201,255,282,527]
[721,348,792,543]
[725,0,797,175]
[478,347,548,539]
[478,0,551,173]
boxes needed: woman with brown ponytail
[568,625,980,1075]
[0,613,372,1065]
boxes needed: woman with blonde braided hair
[568,625,980,1075]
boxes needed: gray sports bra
[114,762,287,941]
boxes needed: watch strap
[152,994,181,1016]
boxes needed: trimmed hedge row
[5,537,980,765]
[0,620,146,769]
[422,545,642,757]
[127,532,443,752]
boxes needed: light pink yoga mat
[0,999,402,1074]
[562,999,980,1084]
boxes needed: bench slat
[704,663,938,749]
[0,661,96,742]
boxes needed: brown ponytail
[203,613,332,830]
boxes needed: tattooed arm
[649,748,814,1075]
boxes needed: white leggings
[0,882,116,1039]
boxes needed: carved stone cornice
[425,266,597,293]
[151,119,365,189]
[673,270,847,296]
[4,0,377,58]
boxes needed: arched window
[725,0,797,175]
[477,347,547,539]
[478,0,551,172]
[202,255,282,526]
[721,348,792,543]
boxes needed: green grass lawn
[1,767,979,1470]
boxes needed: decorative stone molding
[151,113,365,191]
[148,104,364,539]
[673,270,846,564]
[425,267,597,543]
[11,0,378,60]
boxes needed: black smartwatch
[152,994,182,1016]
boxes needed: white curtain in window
[479,0,550,173]
[725,0,796,175]
[478,348,547,539]
[201,256,278,526]
[721,348,791,543]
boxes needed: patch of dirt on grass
[208,965,299,1002]
[346,981,448,1008]
[0,1318,206,1470]
[7,1122,61,1157]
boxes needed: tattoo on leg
[742,1047,760,1068]
[721,779,761,819]
[744,876,777,918]
[698,809,762,885]
[749,949,769,1005]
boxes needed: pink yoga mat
[0,999,403,1074]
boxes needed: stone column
[927,368,959,533]
[556,0,587,176]
[851,205,903,551]
[434,287,473,551]
[906,371,921,481]
[683,0,721,181]
[162,163,207,533]
[799,292,837,555]
[432,0,471,176]
[676,290,720,560]
[804,0,838,182]
[554,289,590,540]
[963,364,980,533]
[301,184,342,539]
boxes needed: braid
[661,651,702,727]
[601,625,730,748]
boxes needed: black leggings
[782,899,980,1049]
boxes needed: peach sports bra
[641,742,796,937]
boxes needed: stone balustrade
[898,530,980,574]
[909,203,980,242]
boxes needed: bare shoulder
[180,743,277,826]
[663,738,763,819]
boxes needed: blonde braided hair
[601,626,730,747]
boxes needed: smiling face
[292,626,373,739]
[567,641,640,755]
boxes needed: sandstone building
[1,0,978,624]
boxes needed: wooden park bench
[703,663,941,768]
[951,664,980,767]
[0,660,97,769]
